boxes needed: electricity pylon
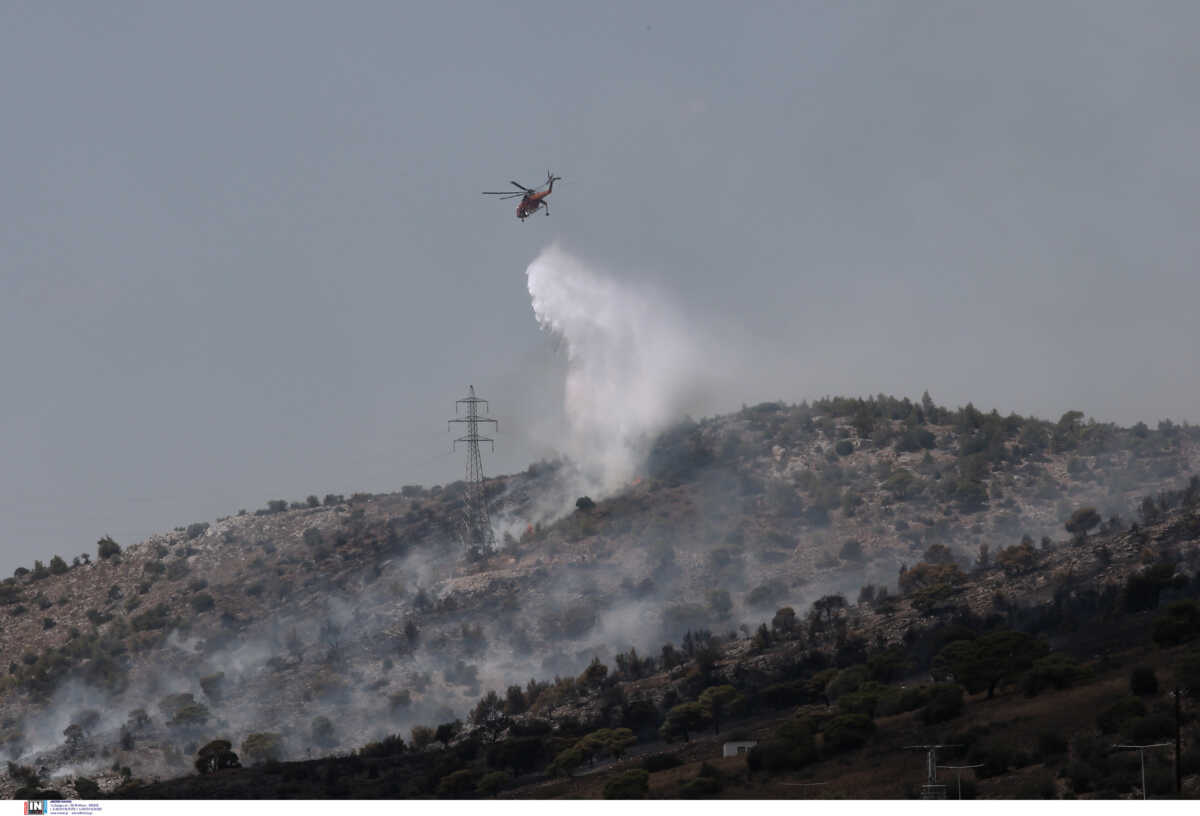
[449,385,497,555]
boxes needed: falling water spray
[526,244,719,495]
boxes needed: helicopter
[483,171,561,220]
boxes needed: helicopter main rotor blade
[483,191,525,197]
[510,181,532,191]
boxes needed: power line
[448,385,497,556]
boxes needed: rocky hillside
[0,394,1197,796]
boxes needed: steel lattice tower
[448,385,497,553]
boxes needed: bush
[190,593,215,613]
[97,537,121,560]
[603,769,649,799]
[85,608,112,626]
[476,770,509,796]
[49,556,68,575]
[822,713,875,752]
[825,665,867,702]
[1097,697,1146,734]
[835,440,854,456]
[185,523,209,540]
[679,773,722,798]
[1022,654,1088,696]
[436,768,475,797]
[748,721,818,773]
[131,603,172,631]
[920,683,964,724]
[170,702,210,728]
[1153,600,1200,647]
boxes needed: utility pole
[1112,743,1171,800]
[937,763,983,799]
[448,385,497,555]
[905,744,961,799]
[1174,685,1189,796]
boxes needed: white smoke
[526,244,720,495]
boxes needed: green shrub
[169,702,210,728]
[679,773,722,798]
[1021,654,1088,696]
[436,768,475,796]
[131,604,172,631]
[825,665,867,701]
[476,770,509,796]
[97,537,121,560]
[1152,600,1200,647]
[603,769,649,799]
[822,713,875,752]
[920,683,964,723]
[85,609,112,626]
[877,685,930,716]
[747,721,818,773]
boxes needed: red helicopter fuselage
[516,176,557,220]
[516,193,548,220]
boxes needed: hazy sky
[3,2,1199,574]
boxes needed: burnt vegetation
[1,395,1200,798]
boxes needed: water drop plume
[526,244,718,494]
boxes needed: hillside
[1,394,1199,798]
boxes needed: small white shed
[722,740,758,758]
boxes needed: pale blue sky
[3,2,1199,573]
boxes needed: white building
[722,740,758,757]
